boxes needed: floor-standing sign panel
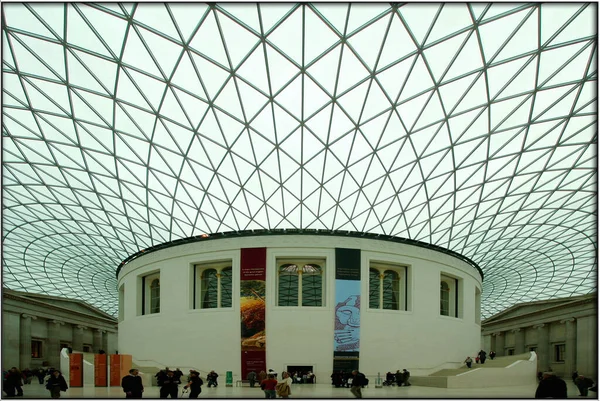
[109,354,121,386]
[240,247,267,379]
[94,354,108,387]
[333,248,361,373]
[69,353,84,387]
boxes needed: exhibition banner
[109,354,121,386]
[333,248,361,372]
[94,354,108,387]
[240,247,267,379]
[69,353,83,387]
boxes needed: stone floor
[14,380,595,398]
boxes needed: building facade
[481,294,596,378]
[118,231,483,380]
[2,289,118,370]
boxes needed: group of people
[464,350,494,368]
[3,367,68,398]
[259,372,293,398]
[382,370,411,387]
[149,368,219,398]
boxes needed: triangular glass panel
[347,11,389,72]
[189,11,230,67]
[167,3,209,44]
[306,44,342,96]
[397,3,441,47]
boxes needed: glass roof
[2,3,597,318]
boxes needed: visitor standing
[535,372,567,399]
[45,370,68,399]
[247,371,257,388]
[121,368,144,399]
[261,374,277,399]
[350,370,366,398]
[184,370,203,398]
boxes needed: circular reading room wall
[117,230,483,381]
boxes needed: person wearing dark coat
[207,370,219,388]
[35,368,46,384]
[402,369,411,386]
[535,372,567,399]
[489,351,496,360]
[45,370,68,399]
[159,370,181,399]
[350,370,366,398]
[6,368,23,397]
[184,371,203,398]
[575,376,594,397]
[247,371,257,387]
[394,370,404,386]
[122,368,144,398]
[478,350,487,364]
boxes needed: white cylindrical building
[117,230,482,381]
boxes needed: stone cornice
[481,297,595,329]
[3,297,117,333]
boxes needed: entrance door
[286,365,314,383]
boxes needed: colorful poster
[240,248,267,379]
[333,248,361,372]
[109,354,121,386]
[94,354,107,387]
[69,353,83,387]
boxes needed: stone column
[561,318,576,376]
[489,334,496,354]
[72,325,87,352]
[513,328,526,354]
[47,320,64,368]
[216,272,222,308]
[534,324,550,371]
[93,329,104,353]
[19,314,37,369]
[102,331,109,353]
[494,332,505,356]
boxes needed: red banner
[94,354,107,387]
[109,354,121,386]
[120,355,132,382]
[240,248,266,379]
[69,353,83,387]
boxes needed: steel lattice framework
[2,3,597,318]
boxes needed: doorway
[286,365,314,383]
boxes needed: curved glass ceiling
[2,3,597,318]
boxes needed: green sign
[226,371,233,387]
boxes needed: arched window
[150,279,160,314]
[277,260,324,307]
[202,269,218,309]
[194,261,233,309]
[220,267,233,308]
[369,264,407,311]
[440,281,450,316]
[382,270,399,310]
[369,269,380,309]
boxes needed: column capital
[76,325,88,330]
[21,314,37,320]
[50,320,65,325]
[533,323,545,329]
[95,328,106,333]
[493,331,504,337]
[511,328,521,333]
[560,318,575,324]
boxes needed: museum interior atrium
[1,3,596,318]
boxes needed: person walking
[261,374,277,399]
[183,370,203,398]
[121,368,144,399]
[465,356,473,368]
[535,372,567,398]
[489,351,496,360]
[276,372,292,398]
[350,370,366,398]
[45,370,68,399]
[478,350,487,364]
[159,370,181,399]
[575,375,594,397]
[207,371,219,388]
[247,371,257,388]
[258,371,267,384]
[402,369,411,386]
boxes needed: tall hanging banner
[333,248,361,372]
[109,354,121,386]
[240,247,267,379]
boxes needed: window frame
[31,339,43,359]
[275,257,326,308]
[140,271,160,316]
[193,260,233,310]
[118,284,125,322]
[368,262,408,311]
[554,343,566,362]
[440,273,462,318]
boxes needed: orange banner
[69,353,83,387]
[120,354,132,382]
[94,354,107,387]
[109,354,121,386]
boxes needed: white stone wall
[118,235,482,380]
